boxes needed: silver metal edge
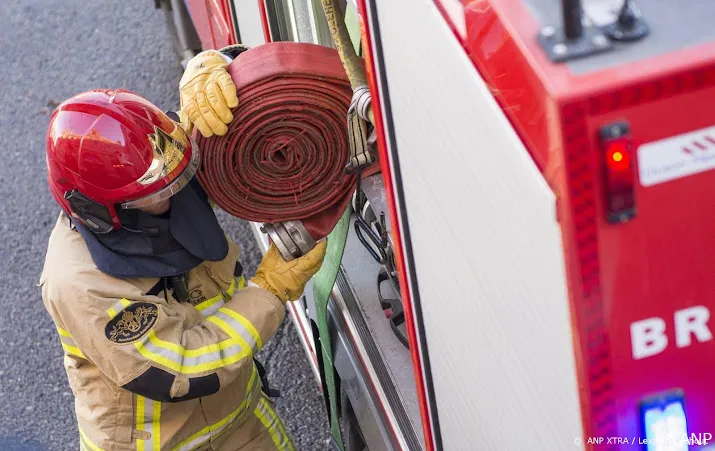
[329,265,413,450]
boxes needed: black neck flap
[74,179,229,279]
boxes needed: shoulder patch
[105,303,159,344]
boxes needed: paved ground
[0,1,329,449]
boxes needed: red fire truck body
[156,0,715,449]
[462,0,715,448]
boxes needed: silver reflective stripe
[57,327,85,359]
[211,310,258,352]
[136,396,161,451]
[246,368,261,407]
[183,343,243,368]
[135,337,181,367]
[254,398,293,450]
[106,299,131,318]
[211,370,261,438]
[136,334,244,371]
[172,431,209,451]
[264,397,294,451]
[199,299,225,317]
[171,367,261,451]
[59,334,78,348]
[254,399,286,450]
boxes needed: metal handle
[354,216,387,264]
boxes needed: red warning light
[606,141,631,171]
[600,122,635,223]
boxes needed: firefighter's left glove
[179,50,238,138]
[250,240,328,303]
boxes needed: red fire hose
[195,42,368,241]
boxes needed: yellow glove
[250,240,328,303]
[179,50,238,137]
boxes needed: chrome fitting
[261,220,317,262]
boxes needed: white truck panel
[232,0,266,47]
[371,0,585,449]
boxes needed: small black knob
[604,0,649,42]
[617,0,638,27]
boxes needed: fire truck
[155,0,715,450]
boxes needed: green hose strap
[312,204,352,451]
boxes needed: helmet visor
[120,130,200,210]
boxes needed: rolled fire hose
[193,42,362,451]
[195,5,376,449]
[194,42,361,259]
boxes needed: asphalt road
[0,1,329,450]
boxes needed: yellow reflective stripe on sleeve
[57,327,86,359]
[194,276,245,317]
[136,395,161,451]
[171,366,260,451]
[106,299,131,319]
[78,426,106,451]
[195,278,234,313]
[61,343,85,359]
[133,330,249,374]
[207,307,262,352]
[254,397,294,451]
[194,296,225,316]
[205,315,248,353]
[224,275,244,297]
[57,327,71,338]
[147,332,238,357]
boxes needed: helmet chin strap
[74,179,228,279]
[120,204,172,236]
[120,225,144,234]
[120,223,162,237]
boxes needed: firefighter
[40,47,326,450]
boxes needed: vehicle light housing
[600,121,636,224]
[641,390,688,451]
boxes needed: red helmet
[46,89,199,233]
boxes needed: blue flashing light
[641,393,689,451]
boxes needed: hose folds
[194,42,359,240]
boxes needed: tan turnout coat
[39,213,296,451]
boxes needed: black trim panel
[227,0,242,44]
[123,366,220,403]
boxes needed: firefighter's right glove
[179,50,238,138]
[250,240,328,303]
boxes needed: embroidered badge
[105,303,159,344]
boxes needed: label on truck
[630,306,713,360]
[637,125,715,187]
